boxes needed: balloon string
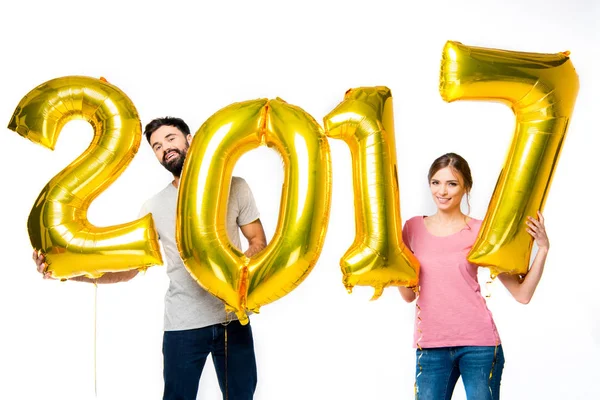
[222,311,232,400]
[414,287,423,399]
[225,324,228,400]
[488,341,499,398]
[484,273,499,397]
[484,272,496,299]
[94,280,98,398]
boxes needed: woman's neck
[430,209,466,225]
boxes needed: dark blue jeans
[162,321,257,400]
[415,345,505,400]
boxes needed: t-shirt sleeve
[402,218,413,252]
[138,201,160,240]
[236,178,260,226]
[138,202,148,219]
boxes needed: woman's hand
[526,211,549,250]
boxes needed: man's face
[149,125,192,177]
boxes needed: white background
[0,1,598,399]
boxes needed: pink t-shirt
[402,216,501,348]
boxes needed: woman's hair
[428,152,473,213]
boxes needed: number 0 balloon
[177,98,332,324]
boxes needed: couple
[34,117,550,400]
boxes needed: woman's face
[429,166,467,212]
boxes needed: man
[34,117,267,400]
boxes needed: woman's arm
[398,286,417,303]
[497,211,549,304]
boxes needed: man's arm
[34,250,139,283]
[240,219,267,257]
[70,270,139,284]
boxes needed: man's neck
[172,176,180,188]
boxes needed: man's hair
[143,117,191,143]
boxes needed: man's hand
[33,250,55,280]
[241,219,267,258]
[244,244,264,258]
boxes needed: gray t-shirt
[139,176,260,331]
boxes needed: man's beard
[161,146,188,177]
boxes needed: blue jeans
[162,321,257,400]
[415,345,505,400]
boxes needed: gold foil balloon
[177,98,331,323]
[323,87,419,299]
[8,76,163,279]
[439,41,579,276]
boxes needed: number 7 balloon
[439,41,579,277]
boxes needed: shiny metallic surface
[324,87,420,299]
[8,76,163,279]
[177,98,331,323]
[440,41,579,276]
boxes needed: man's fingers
[35,252,46,266]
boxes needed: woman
[399,153,549,400]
